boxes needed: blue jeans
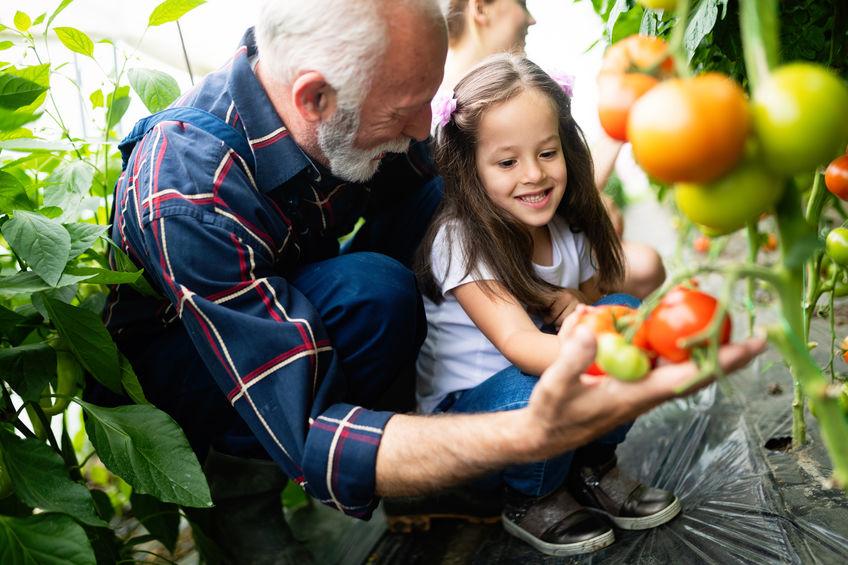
[436,293,639,497]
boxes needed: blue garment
[435,294,639,497]
[99,27,438,519]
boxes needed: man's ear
[291,71,337,123]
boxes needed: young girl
[414,54,679,556]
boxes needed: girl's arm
[452,280,562,376]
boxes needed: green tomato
[826,227,848,267]
[674,160,784,236]
[595,333,650,382]
[752,63,848,176]
[636,0,678,9]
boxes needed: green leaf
[44,160,95,221]
[0,304,26,338]
[128,68,180,113]
[63,265,141,285]
[54,27,94,58]
[42,297,122,394]
[0,107,39,132]
[0,138,75,152]
[0,127,35,141]
[46,0,75,32]
[0,431,107,527]
[0,271,93,297]
[79,401,212,507]
[32,13,46,27]
[0,41,14,51]
[2,211,71,286]
[0,343,55,402]
[65,222,108,259]
[0,73,47,109]
[0,513,96,565]
[106,87,130,129]
[89,88,103,108]
[120,354,148,404]
[148,0,206,27]
[110,245,160,298]
[130,491,179,552]
[13,12,32,33]
[0,171,33,214]
[684,0,720,61]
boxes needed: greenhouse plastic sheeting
[367,319,848,564]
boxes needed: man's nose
[404,105,433,142]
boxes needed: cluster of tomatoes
[825,152,848,273]
[576,285,731,381]
[597,34,848,238]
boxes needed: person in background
[440,0,666,300]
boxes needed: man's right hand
[518,312,766,461]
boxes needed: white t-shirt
[416,216,596,413]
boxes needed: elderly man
[99,0,764,562]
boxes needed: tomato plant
[645,287,731,363]
[674,160,784,235]
[752,63,848,176]
[825,155,848,201]
[627,73,750,183]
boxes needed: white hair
[256,0,443,106]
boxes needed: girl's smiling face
[475,88,567,232]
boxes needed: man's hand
[375,310,765,496]
[544,288,589,329]
[518,311,767,460]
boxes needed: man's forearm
[375,409,538,496]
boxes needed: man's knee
[342,252,424,347]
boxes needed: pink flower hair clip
[549,71,576,98]
[431,90,458,129]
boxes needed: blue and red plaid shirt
[105,29,436,518]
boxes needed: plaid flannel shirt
[105,28,436,518]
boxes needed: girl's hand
[545,288,589,328]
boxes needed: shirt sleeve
[125,125,390,519]
[430,223,497,294]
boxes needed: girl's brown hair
[416,54,624,315]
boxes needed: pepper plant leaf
[0,514,96,565]
[148,0,206,27]
[128,68,180,113]
[2,210,71,286]
[79,401,213,507]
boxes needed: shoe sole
[386,513,501,533]
[502,515,615,557]
[589,496,682,530]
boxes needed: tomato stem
[739,0,779,92]
[668,0,692,79]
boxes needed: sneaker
[501,485,614,557]
[383,486,503,532]
[567,454,681,531]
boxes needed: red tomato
[645,287,731,362]
[599,35,675,76]
[762,233,778,252]
[826,155,848,201]
[598,73,659,141]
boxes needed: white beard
[317,104,411,183]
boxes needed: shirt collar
[227,28,317,193]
